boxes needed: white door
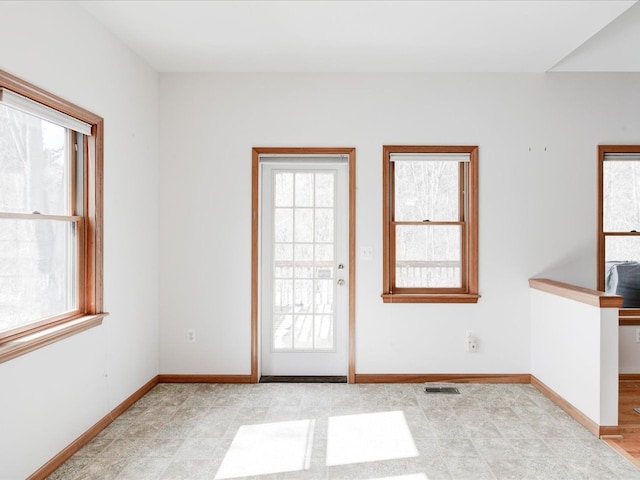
[260,158,349,376]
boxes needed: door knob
[337,279,345,286]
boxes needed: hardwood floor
[605,380,640,467]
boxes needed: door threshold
[259,376,347,383]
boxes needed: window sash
[0,215,84,341]
[391,222,466,292]
[390,158,467,292]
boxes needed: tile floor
[47,383,640,480]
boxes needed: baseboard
[620,373,640,381]
[28,375,159,480]
[530,375,619,438]
[157,374,252,383]
[354,373,531,384]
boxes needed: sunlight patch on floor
[326,410,419,466]
[367,475,429,480]
[214,419,315,479]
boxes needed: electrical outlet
[187,329,196,343]
[466,330,477,352]
[636,328,640,344]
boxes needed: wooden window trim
[597,145,640,318]
[382,145,479,304]
[0,69,106,364]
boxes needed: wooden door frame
[251,147,356,383]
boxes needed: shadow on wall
[532,240,595,289]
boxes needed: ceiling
[77,0,640,73]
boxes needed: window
[0,70,104,362]
[382,146,479,303]
[598,146,640,309]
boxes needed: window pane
[605,236,640,264]
[604,161,640,232]
[0,219,77,333]
[0,105,69,215]
[394,161,459,222]
[395,225,461,288]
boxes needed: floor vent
[424,386,460,394]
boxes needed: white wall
[530,288,618,426]
[158,72,640,376]
[0,3,159,479]
[620,325,640,373]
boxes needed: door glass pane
[395,225,461,288]
[315,209,334,243]
[315,174,334,207]
[394,160,459,222]
[294,244,313,278]
[274,279,292,313]
[273,315,293,350]
[294,315,313,350]
[604,161,640,232]
[0,218,77,334]
[295,173,313,207]
[294,279,313,313]
[315,279,334,314]
[274,244,293,278]
[0,105,70,215]
[294,209,313,242]
[272,170,336,351]
[315,244,334,262]
[274,208,293,242]
[274,173,293,207]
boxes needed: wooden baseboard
[354,374,531,384]
[530,375,619,438]
[28,375,159,480]
[157,374,252,383]
[620,374,640,381]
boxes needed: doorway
[251,148,355,382]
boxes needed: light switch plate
[360,246,373,260]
